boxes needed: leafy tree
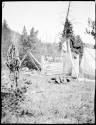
[86,18,96,49]
[86,18,96,40]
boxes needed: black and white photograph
[1,1,95,124]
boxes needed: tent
[79,34,95,80]
[62,38,95,80]
[80,46,95,80]
[20,50,41,71]
[62,51,72,76]
[62,39,79,78]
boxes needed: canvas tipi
[80,35,95,80]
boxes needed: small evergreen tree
[22,26,28,43]
[58,19,73,51]
[19,26,30,59]
[62,19,73,38]
[59,18,83,56]
[28,27,39,53]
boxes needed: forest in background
[2,18,95,67]
[1,20,61,66]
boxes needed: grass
[1,67,95,124]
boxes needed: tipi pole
[64,1,79,80]
[20,53,28,65]
[66,1,71,20]
[28,51,41,71]
[28,50,41,67]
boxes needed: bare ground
[1,67,95,124]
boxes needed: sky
[2,1,95,44]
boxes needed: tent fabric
[21,52,41,71]
[62,39,95,80]
[72,54,79,78]
[62,40,80,77]
[62,41,67,52]
[62,41,79,76]
[80,47,95,79]
[62,52,72,76]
